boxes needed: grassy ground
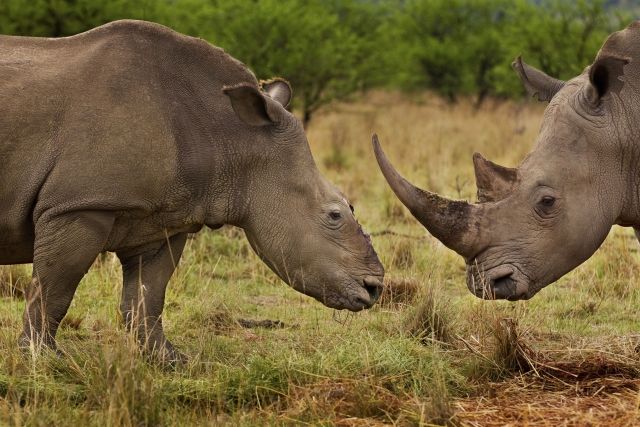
[2,92,640,426]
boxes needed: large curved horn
[372,134,482,258]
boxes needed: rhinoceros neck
[600,22,640,228]
[213,122,320,230]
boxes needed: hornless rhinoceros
[374,21,640,302]
[1,20,384,361]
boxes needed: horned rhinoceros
[373,21,640,302]
[0,20,384,361]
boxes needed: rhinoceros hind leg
[20,211,115,352]
[117,233,187,365]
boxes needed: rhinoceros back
[0,20,258,263]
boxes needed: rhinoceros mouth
[468,264,531,301]
[343,276,384,311]
[320,275,384,312]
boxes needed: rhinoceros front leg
[635,227,640,245]
[117,233,187,364]
[21,211,115,350]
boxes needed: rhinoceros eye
[329,211,342,221]
[535,195,558,218]
[539,196,555,208]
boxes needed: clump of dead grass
[491,318,537,374]
[404,288,455,345]
[201,305,236,333]
[462,315,539,380]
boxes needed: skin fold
[0,20,384,362]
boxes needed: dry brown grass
[379,276,420,307]
[0,265,30,299]
[309,92,543,212]
[454,379,640,426]
[489,318,538,376]
[454,337,640,426]
[404,288,455,346]
[283,377,405,424]
[455,323,640,426]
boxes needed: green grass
[2,93,640,425]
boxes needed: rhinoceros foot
[142,336,188,368]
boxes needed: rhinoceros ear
[261,78,292,108]
[512,56,565,102]
[586,54,629,104]
[473,153,518,203]
[223,83,283,127]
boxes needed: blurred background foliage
[0,0,635,124]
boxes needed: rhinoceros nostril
[490,272,518,299]
[363,276,384,302]
[491,272,512,285]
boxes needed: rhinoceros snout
[467,264,530,301]
[347,276,384,311]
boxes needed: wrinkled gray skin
[374,21,640,302]
[1,20,383,362]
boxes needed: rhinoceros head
[375,21,640,301]
[221,79,384,311]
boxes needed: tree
[0,0,630,108]
[384,0,511,104]
[386,0,475,102]
[170,0,382,126]
[0,0,162,37]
